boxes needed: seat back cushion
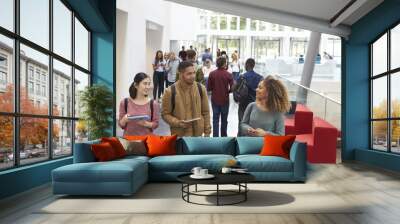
[73,139,100,163]
[236,137,263,155]
[180,137,236,155]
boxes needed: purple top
[118,98,160,136]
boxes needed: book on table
[127,115,150,121]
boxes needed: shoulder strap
[124,98,128,113]
[196,82,203,99]
[171,84,176,112]
[150,99,154,121]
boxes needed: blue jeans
[232,72,240,81]
[212,102,229,137]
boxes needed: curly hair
[260,76,291,113]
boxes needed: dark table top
[177,172,255,185]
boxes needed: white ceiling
[224,0,352,23]
[166,0,384,37]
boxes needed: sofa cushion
[118,138,147,156]
[236,137,263,155]
[53,158,147,183]
[180,137,236,155]
[236,155,293,172]
[147,135,177,157]
[91,142,118,162]
[149,154,235,172]
[101,137,127,158]
[260,135,296,159]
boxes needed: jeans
[153,71,165,99]
[212,102,229,137]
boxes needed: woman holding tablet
[118,73,160,136]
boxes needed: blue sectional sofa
[52,137,307,196]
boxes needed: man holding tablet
[161,61,211,137]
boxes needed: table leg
[245,183,247,201]
[217,184,219,206]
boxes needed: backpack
[171,82,203,112]
[124,98,154,121]
[233,76,250,103]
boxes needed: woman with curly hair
[240,75,290,136]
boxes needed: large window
[0,0,91,170]
[370,23,400,153]
[290,37,308,57]
[252,39,281,62]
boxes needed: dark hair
[216,56,227,69]
[129,72,150,99]
[245,58,255,71]
[155,50,163,63]
[186,49,196,60]
[178,61,194,73]
[221,50,227,55]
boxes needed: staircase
[276,74,342,164]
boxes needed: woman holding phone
[119,73,160,136]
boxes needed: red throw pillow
[146,135,177,157]
[260,135,296,159]
[91,142,117,161]
[101,137,126,158]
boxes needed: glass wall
[0,0,91,170]
[370,23,400,153]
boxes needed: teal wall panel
[344,0,400,171]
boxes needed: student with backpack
[161,61,211,137]
[233,58,263,134]
[118,73,159,136]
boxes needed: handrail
[274,74,341,105]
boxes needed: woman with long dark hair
[152,50,166,100]
[119,73,160,136]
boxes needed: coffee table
[177,172,255,206]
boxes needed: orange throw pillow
[124,135,148,141]
[101,137,126,158]
[146,135,177,157]
[91,142,117,161]
[260,135,296,159]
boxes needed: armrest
[73,140,100,163]
[289,141,307,181]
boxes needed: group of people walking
[119,47,291,138]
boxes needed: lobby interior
[1,0,400,223]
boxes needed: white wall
[116,0,197,136]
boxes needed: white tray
[190,174,215,179]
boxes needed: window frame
[369,20,400,154]
[0,0,92,171]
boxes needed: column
[296,31,321,103]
